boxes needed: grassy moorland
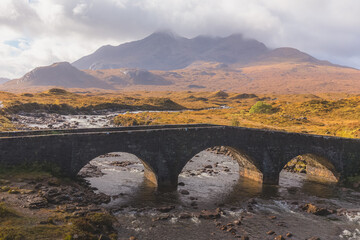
[0,88,359,138]
[0,88,185,113]
[114,91,360,138]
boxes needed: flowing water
[84,151,360,240]
[11,106,230,130]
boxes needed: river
[10,106,229,130]
[83,150,360,240]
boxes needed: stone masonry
[0,124,359,191]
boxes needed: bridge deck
[0,124,220,138]
[1,124,359,142]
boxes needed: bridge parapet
[0,124,217,137]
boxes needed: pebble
[234,220,241,225]
[156,206,175,213]
[199,209,221,219]
[180,190,190,195]
[179,212,192,219]
[274,235,285,240]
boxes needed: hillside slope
[0,62,112,91]
[83,61,360,93]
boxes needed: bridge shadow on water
[278,153,340,198]
[78,152,181,208]
[79,148,342,209]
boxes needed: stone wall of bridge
[0,124,359,191]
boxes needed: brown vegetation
[0,89,359,138]
[114,91,360,138]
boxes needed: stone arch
[281,153,339,183]
[179,145,263,183]
[74,150,159,187]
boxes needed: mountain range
[73,31,335,71]
[73,31,270,70]
[1,31,359,93]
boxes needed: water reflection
[279,171,338,199]
[104,172,264,209]
[114,178,182,208]
[301,180,337,198]
[221,177,263,204]
[84,151,347,209]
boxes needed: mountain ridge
[72,32,269,70]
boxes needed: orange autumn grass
[114,92,360,138]
[0,88,359,138]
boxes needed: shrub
[231,118,240,127]
[47,88,68,95]
[249,101,274,114]
[21,93,34,97]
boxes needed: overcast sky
[0,0,359,78]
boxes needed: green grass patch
[249,101,275,114]
[0,162,62,180]
[64,213,117,240]
[0,207,117,240]
[0,203,18,221]
[0,225,65,240]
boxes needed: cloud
[0,0,359,78]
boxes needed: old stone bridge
[1,124,359,191]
